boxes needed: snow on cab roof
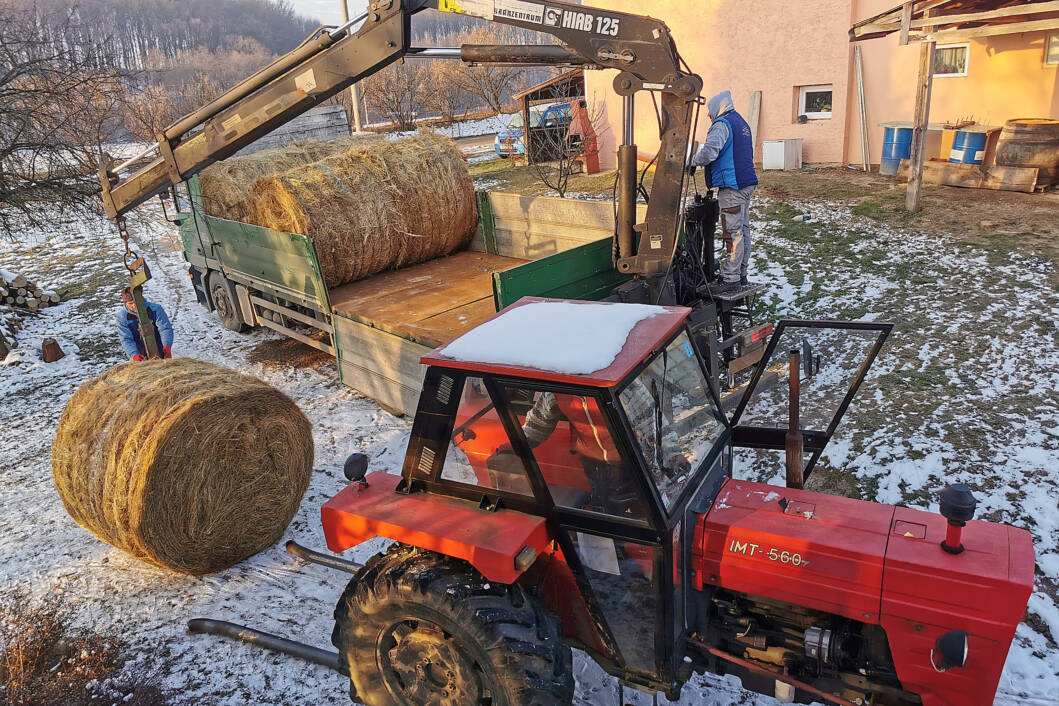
[426,298,691,384]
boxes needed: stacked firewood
[1,269,62,311]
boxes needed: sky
[290,0,368,25]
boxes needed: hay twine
[200,131,477,287]
[51,358,315,576]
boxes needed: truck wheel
[333,544,572,706]
[207,271,247,332]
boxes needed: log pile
[1,269,62,312]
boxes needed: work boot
[712,281,740,294]
[739,275,748,286]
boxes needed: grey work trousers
[718,185,755,283]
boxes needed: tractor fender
[321,472,553,584]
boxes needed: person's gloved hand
[686,164,697,176]
[132,354,144,362]
[163,345,172,359]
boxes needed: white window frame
[933,43,970,78]
[798,84,833,120]
[1046,32,1059,67]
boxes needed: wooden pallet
[898,159,1040,193]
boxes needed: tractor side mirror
[801,340,821,381]
[343,453,369,487]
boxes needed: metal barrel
[948,130,988,164]
[880,126,913,176]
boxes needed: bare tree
[528,85,608,198]
[360,61,424,131]
[0,2,128,240]
[420,60,473,126]
[443,25,533,114]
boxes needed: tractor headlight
[930,630,968,672]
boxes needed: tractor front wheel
[332,544,573,706]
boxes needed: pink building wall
[585,0,1059,168]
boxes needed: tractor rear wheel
[332,544,573,706]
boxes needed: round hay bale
[199,135,380,222]
[249,131,478,286]
[51,358,314,575]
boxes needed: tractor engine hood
[692,478,1034,706]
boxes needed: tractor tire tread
[332,543,573,706]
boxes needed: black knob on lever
[343,453,369,488]
[939,483,977,554]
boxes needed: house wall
[585,0,856,169]
[848,0,1059,164]
[585,0,1059,168]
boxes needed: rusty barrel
[995,118,1059,187]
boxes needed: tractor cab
[321,297,894,700]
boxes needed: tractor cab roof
[423,297,691,387]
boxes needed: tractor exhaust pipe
[187,619,345,673]
[785,348,804,489]
[285,540,363,574]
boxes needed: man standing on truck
[117,287,173,361]
[689,90,758,289]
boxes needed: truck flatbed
[329,252,526,348]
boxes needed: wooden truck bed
[329,252,525,348]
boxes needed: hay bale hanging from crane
[51,358,314,576]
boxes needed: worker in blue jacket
[689,90,759,289]
[117,287,173,361]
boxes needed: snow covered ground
[0,195,1056,705]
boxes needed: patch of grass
[0,591,167,706]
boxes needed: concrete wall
[585,0,1059,168]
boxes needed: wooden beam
[906,13,936,213]
[747,90,762,151]
[900,1,914,45]
[898,159,1040,192]
[855,45,870,171]
[920,17,1059,42]
[909,1,1059,29]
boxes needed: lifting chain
[115,217,162,360]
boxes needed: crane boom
[99,0,703,276]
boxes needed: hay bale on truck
[197,135,379,224]
[248,131,476,286]
[51,358,314,575]
[198,131,476,286]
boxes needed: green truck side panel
[492,236,630,310]
[182,176,331,308]
[476,191,497,255]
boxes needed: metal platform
[708,282,766,302]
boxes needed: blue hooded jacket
[117,300,173,358]
[691,91,758,190]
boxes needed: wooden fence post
[906,37,936,212]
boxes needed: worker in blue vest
[689,90,759,289]
[117,287,173,361]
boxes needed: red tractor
[193,297,1034,706]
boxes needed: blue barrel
[949,130,988,164]
[880,127,913,175]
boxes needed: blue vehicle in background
[494,102,572,158]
